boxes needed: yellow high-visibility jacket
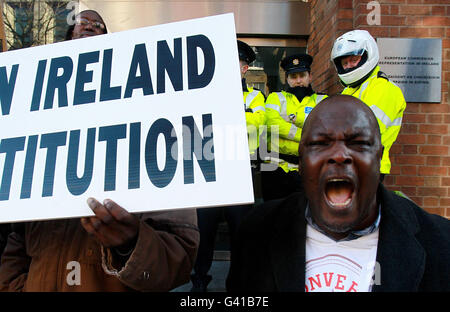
[264,91,327,172]
[244,86,266,155]
[342,66,406,174]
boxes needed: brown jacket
[0,209,199,291]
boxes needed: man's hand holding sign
[82,198,139,251]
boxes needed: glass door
[237,37,307,97]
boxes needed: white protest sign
[0,13,254,223]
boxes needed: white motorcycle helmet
[331,30,379,87]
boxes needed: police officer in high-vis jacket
[262,53,327,201]
[331,30,406,179]
[238,40,266,157]
[190,40,265,292]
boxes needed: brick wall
[308,0,343,95]
[308,0,450,218]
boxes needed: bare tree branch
[2,0,71,50]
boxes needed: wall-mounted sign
[377,38,441,103]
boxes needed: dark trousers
[192,166,258,287]
[261,167,303,202]
[192,204,252,281]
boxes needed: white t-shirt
[305,224,379,292]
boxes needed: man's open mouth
[325,178,355,207]
[81,32,97,38]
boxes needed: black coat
[226,184,450,292]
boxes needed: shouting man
[227,95,450,292]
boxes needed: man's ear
[242,64,249,75]
[298,143,303,175]
[379,145,384,162]
[298,141,304,159]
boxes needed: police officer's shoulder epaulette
[377,71,389,81]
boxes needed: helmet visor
[338,48,365,58]
[332,37,367,59]
[334,51,368,75]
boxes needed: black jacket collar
[372,186,425,291]
[270,193,307,291]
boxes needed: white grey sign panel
[378,38,441,103]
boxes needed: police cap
[280,53,313,74]
[237,40,256,65]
